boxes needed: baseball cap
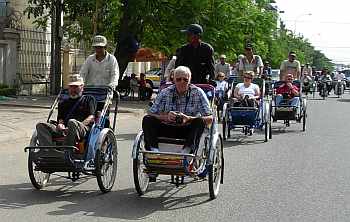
[219,54,226,59]
[181,24,203,35]
[245,43,253,49]
[289,51,297,56]
[68,74,84,86]
[92,35,107,47]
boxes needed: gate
[17,28,51,95]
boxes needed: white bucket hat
[92,35,107,47]
[68,74,84,86]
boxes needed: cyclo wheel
[222,117,226,141]
[95,129,118,193]
[302,110,306,132]
[208,134,224,200]
[28,132,50,190]
[133,132,149,195]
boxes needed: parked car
[270,69,280,81]
[144,68,162,89]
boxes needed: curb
[0,103,136,114]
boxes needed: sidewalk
[0,95,149,114]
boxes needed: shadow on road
[116,133,138,141]
[337,98,350,103]
[0,178,210,220]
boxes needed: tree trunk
[114,0,143,81]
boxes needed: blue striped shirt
[149,85,212,117]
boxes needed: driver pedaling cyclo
[142,66,213,181]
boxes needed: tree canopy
[25,0,333,78]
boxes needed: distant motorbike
[334,79,345,98]
[318,80,332,100]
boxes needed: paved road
[0,93,350,222]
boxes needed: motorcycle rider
[318,68,333,95]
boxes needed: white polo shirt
[79,52,119,89]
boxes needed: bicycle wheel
[133,132,149,195]
[95,129,118,193]
[208,135,223,200]
[28,133,50,190]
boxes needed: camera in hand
[175,114,183,124]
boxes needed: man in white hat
[215,54,231,78]
[79,35,119,89]
[35,74,96,148]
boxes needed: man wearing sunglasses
[275,73,300,107]
[142,66,213,154]
[175,24,215,84]
[79,35,119,89]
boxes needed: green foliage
[0,88,16,96]
[24,0,333,72]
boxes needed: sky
[275,0,350,65]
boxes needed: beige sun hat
[68,74,84,86]
[92,35,107,47]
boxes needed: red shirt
[276,83,299,97]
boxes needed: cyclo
[24,86,118,193]
[221,77,271,142]
[270,78,307,135]
[132,81,224,200]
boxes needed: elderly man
[275,73,300,107]
[215,54,231,78]
[142,66,213,154]
[36,74,96,147]
[175,24,215,84]
[239,43,264,78]
[79,35,119,89]
[280,51,301,81]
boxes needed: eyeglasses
[175,77,189,83]
[243,76,252,80]
[218,75,225,78]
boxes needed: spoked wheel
[302,110,306,132]
[95,129,118,193]
[133,132,149,195]
[28,133,50,190]
[264,122,268,142]
[208,135,224,200]
[222,118,226,141]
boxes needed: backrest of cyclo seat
[194,84,215,102]
[59,87,110,112]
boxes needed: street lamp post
[294,13,312,34]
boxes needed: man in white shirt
[280,51,301,80]
[334,71,346,81]
[215,54,231,78]
[302,63,312,78]
[238,43,263,77]
[79,35,119,89]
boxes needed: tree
[25,0,333,79]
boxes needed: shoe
[83,160,95,171]
[150,147,160,152]
[148,173,158,182]
[249,128,254,136]
[182,146,192,154]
